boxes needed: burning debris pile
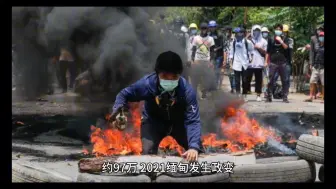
[83,103,297,158]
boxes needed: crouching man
[109,51,202,162]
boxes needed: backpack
[233,39,251,63]
[273,83,284,99]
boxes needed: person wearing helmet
[261,27,270,40]
[191,22,216,99]
[109,51,202,161]
[229,27,254,101]
[208,20,224,90]
[260,26,271,98]
[305,31,324,102]
[222,25,236,93]
[272,24,294,96]
[246,25,268,102]
[265,23,290,103]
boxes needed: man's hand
[264,62,268,68]
[275,36,284,44]
[305,44,311,50]
[108,106,128,130]
[222,60,226,67]
[182,149,198,162]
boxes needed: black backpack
[233,39,251,63]
[273,83,284,99]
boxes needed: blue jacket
[112,73,202,151]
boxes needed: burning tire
[12,161,73,182]
[256,156,300,164]
[296,134,324,164]
[229,160,316,182]
[318,165,324,182]
[76,173,151,182]
[155,173,230,183]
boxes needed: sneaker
[256,96,262,102]
[283,98,289,103]
[201,92,207,100]
[265,98,272,103]
[244,95,248,102]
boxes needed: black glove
[108,106,128,130]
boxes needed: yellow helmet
[283,24,289,32]
[189,23,198,30]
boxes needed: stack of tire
[295,134,324,182]
[229,134,324,183]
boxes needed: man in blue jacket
[109,51,202,162]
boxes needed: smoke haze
[12,7,187,99]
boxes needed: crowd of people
[164,17,324,103]
[12,13,323,104]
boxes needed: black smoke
[12,7,187,100]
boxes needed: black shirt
[313,44,324,68]
[267,37,290,63]
[209,31,224,58]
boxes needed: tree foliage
[164,7,324,47]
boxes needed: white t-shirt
[229,38,253,71]
[192,35,215,61]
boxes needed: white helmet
[181,25,188,33]
[261,27,269,33]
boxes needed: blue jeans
[273,64,291,88]
[214,57,223,89]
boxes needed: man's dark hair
[200,22,208,29]
[224,25,232,31]
[274,23,283,30]
[155,51,183,74]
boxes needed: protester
[304,31,324,102]
[260,26,271,98]
[229,27,253,102]
[58,41,77,93]
[261,27,270,40]
[246,25,268,102]
[309,24,324,99]
[110,51,202,161]
[185,23,198,82]
[265,24,290,103]
[272,24,294,94]
[191,22,216,99]
[208,20,224,90]
[222,25,236,93]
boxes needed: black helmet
[159,13,165,20]
[200,22,208,29]
[174,16,184,25]
[155,51,183,75]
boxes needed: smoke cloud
[12,7,187,99]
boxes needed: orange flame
[84,104,294,157]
